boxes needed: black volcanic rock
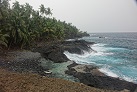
[63,40,95,54]
[33,40,95,63]
[43,50,69,63]
[65,62,137,92]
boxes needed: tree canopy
[0,0,89,49]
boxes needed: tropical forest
[0,0,89,49]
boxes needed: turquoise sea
[64,32,137,83]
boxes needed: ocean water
[64,32,137,83]
[39,59,79,82]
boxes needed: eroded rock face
[65,62,137,92]
[33,40,95,63]
[63,40,95,54]
[42,49,69,63]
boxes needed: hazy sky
[10,0,137,33]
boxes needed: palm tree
[43,19,55,40]
[0,30,9,47]
[0,0,88,49]
[39,4,45,15]
[39,4,52,16]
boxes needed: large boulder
[39,45,69,63]
[43,50,69,63]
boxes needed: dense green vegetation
[0,0,89,49]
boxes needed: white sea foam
[121,75,135,83]
[91,43,114,56]
[64,43,137,83]
[65,50,119,78]
[91,43,125,52]
[91,52,113,56]
[92,43,107,47]
[91,44,107,52]
[90,34,96,36]
[99,66,137,83]
[64,43,113,63]
[99,67,119,78]
[64,51,96,64]
[65,39,75,41]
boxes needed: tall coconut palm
[0,30,9,47]
[0,0,88,49]
[39,4,52,16]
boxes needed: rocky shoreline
[33,40,137,92]
[0,40,137,92]
[33,40,95,63]
[65,62,137,92]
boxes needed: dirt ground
[0,68,123,92]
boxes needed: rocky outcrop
[33,40,95,63]
[40,45,69,63]
[63,40,94,54]
[65,62,137,92]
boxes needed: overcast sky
[10,0,137,33]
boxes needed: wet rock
[33,40,95,63]
[66,62,137,92]
[44,50,69,63]
[63,40,95,54]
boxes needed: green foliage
[0,30,9,47]
[0,0,89,49]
